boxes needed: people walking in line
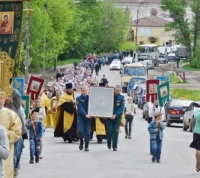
[190,109,200,172]
[125,97,135,139]
[95,62,100,76]
[0,126,9,178]
[27,109,44,164]
[76,86,91,151]
[148,111,165,163]
[107,85,125,151]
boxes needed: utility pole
[43,4,48,78]
[24,2,32,84]
[135,9,139,45]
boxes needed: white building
[113,0,192,22]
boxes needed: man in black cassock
[54,83,77,143]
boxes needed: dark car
[149,58,159,67]
[132,85,146,104]
[137,87,146,109]
[164,99,193,127]
[167,53,177,62]
[127,77,146,96]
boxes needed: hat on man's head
[66,83,73,89]
[99,83,105,87]
[0,90,6,99]
[154,111,160,117]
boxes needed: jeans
[125,117,133,136]
[30,139,41,160]
[151,139,162,161]
[77,116,91,143]
[107,119,121,149]
[177,61,180,68]
[14,137,23,169]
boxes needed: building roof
[132,16,169,27]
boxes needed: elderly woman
[190,109,200,172]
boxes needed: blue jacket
[113,94,125,120]
[148,120,165,140]
[76,95,89,117]
[26,119,44,139]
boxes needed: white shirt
[148,105,165,121]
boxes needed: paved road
[18,65,200,178]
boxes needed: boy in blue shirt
[27,109,43,163]
[148,111,165,163]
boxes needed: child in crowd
[125,97,135,139]
[148,111,165,163]
[27,109,44,164]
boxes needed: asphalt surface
[18,65,200,178]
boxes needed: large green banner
[0,1,23,77]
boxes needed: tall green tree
[161,0,200,63]
[25,0,76,70]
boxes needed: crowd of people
[1,51,200,178]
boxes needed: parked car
[132,85,146,104]
[137,87,146,109]
[143,102,152,120]
[165,99,193,127]
[183,102,200,132]
[167,53,177,62]
[158,55,168,64]
[127,77,146,96]
[140,60,154,69]
[109,60,122,70]
[121,57,135,65]
[149,58,159,67]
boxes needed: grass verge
[57,58,81,66]
[182,64,200,71]
[169,73,188,84]
[171,88,200,101]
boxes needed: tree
[23,0,77,71]
[161,0,200,63]
[161,0,191,53]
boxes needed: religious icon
[51,99,58,113]
[0,11,14,35]
[30,81,40,92]
[157,81,170,107]
[160,86,168,97]
[27,76,44,100]
[149,84,157,94]
[88,87,114,118]
[22,95,30,120]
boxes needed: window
[150,9,158,16]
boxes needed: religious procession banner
[0,1,24,77]
[156,76,169,84]
[157,81,170,107]
[146,79,160,103]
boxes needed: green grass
[57,58,81,66]
[182,64,200,71]
[169,73,181,84]
[169,73,188,84]
[180,60,189,64]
